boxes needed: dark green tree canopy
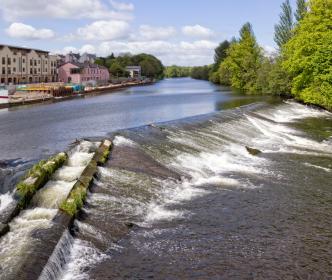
[295,0,308,21]
[214,40,231,66]
[274,0,294,49]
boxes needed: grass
[60,184,87,216]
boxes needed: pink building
[58,62,110,85]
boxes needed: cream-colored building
[0,44,59,85]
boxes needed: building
[0,44,59,85]
[79,53,96,64]
[65,52,80,64]
[65,52,96,64]
[125,66,141,78]
[58,62,110,85]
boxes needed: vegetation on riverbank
[166,0,331,111]
[95,53,164,79]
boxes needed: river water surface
[0,78,331,279]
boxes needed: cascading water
[0,140,100,279]
[0,100,331,279]
[57,101,332,279]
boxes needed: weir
[0,139,112,280]
[0,100,331,279]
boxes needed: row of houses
[0,44,141,86]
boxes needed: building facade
[0,44,58,85]
[125,66,142,78]
[58,62,110,85]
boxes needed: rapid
[0,78,331,279]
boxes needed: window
[38,68,40,72]
[46,61,48,65]
[23,67,25,72]
[23,59,25,63]
[7,67,11,74]
[7,58,11,65]
[13,58,16,63]
[70,68,80,74]
[30,59,33,66]
[2,67,5,74]
[2,57,5,64]
[34,60,37,66]
[30,68,33,74]
[13,67,16,72]
[34,69,37,74]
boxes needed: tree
[274,0,294,49]
[283,0,332,110]
[219,22,263,93]
[214,41,231,68]
[295,0,308,22]
[109,62,125,77]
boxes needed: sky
[0,0,296,66]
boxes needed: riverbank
[0,80,153,109]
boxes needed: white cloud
[182,24,215,38]
[0,0,133,21]
[110,0,134,11]
[138,25,176,40]
[263,45,277,57]
[76,20,130,41]
[57,39,217,66]
[79,44,96,54]
[6,22,55,40]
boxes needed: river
[0,78,332,279]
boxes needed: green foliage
[16,152,67,208]
[282,0,332,110]
[109,62,127,77]
[164,66,191,78]
[274,0,294,49]
[60,185,87,216]
[295,0,308,22]
[95,53,164,79]
[267,58,293,96]
[219,22,263,93]
[256,57,292,96]
[191,65,211,80]
[218,63,232,86]
[213,40,231,69]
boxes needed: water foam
[0,208,57,276]
[113,135,136,147]
[32,180,76,208]
[0,192,14,212]
[59,239,109,280]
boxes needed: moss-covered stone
[16,152,68,209]
[60,139,112,216]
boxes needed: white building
[125,66,142,78]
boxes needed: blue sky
[0,0,296,66]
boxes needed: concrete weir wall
[0,152,68,238]
[9,139,112,280]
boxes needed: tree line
[167,0,331,111]
[95,53,164,79]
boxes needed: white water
[0,141,100,279]
[0,192,14,212]
[59,238,110,280]
[58,102,332,280]
[0,208,58,276]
